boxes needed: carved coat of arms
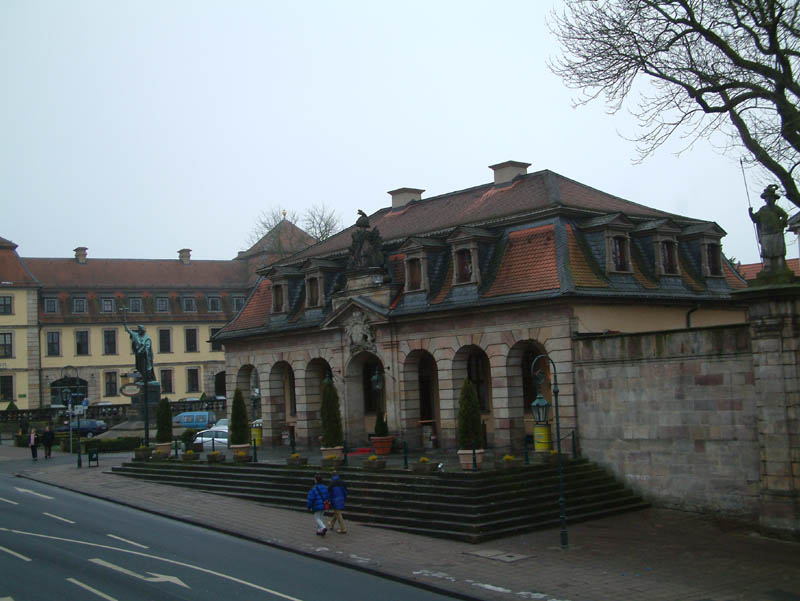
[344,309,375,354]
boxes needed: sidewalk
[3,442,799,601]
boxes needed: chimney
[178,248,191,265]
[388,187,424,210]
[489,160,530,185]
[74,247,88,264]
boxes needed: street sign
[120,382,142,397]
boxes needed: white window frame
[72,297,88,314]
[128,297,143,313]
[100,297,115,313]
[44,298,58,314]
[207,296,222,312]
[156,297,170,313]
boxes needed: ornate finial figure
[749,184,789,274]
[348,210,384,269]
[282,209,286,219]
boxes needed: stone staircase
[110,458,649,543]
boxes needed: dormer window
[661,240,678,275]
[272,284,284,313]
[407,258,422,291]
[610,236,631,272]
[306,277,319,307]
[706,243,722,276]
[455,249,473,283]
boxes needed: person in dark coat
[306,473,330,536]
[41,425,55,459]
[29,428,39,461]
[327,473,348,533]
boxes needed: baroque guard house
[216,161,748,456]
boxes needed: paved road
[2,442,800,601]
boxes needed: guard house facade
[216,161,748,453]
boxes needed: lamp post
[531,354,568,549]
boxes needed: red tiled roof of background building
[566,225,608,288]
[738,258,799,280]
[485,226,560,297]
[225,279,271,332]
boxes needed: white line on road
[0,545,31,562]
[0,497,18,505]
[9,529,306,601]
[43,512,75,524]
[13,487,53,500]
[67,578,118,601]
[107,534,148,549]
[90,558,189,589]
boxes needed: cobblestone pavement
[2,442,799,601]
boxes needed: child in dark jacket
[327,473,348,533]
[306,473,330,536]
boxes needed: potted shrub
[371,410,394,455]
[155,396,173,455]
[320,377,344,459]
[182,449,200,461]
[134,445,153,461]
[207,450,225,464]
[500,454,522,469]
[233,449,251,463]
[229,388,251,456]
[456,378,485,470]
[321,453,343,469]
[151,449,171,461]
[287,452,308,466]
[362,454,386,470]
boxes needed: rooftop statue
[749,185,789,273]
[348,210,384,269]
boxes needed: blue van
[173,411,217,429]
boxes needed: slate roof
[218,166,748,340]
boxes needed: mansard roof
[217,167,747,340]
[0,237,40,287]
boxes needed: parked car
[193,429,228,451]
[55,419,108,438]
[173,411,217,430]
[214,418,228,428]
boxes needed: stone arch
[452,344,493,448]
[401,349,440,450]
[300,357,333,449]
[344,351,385,447]
[264,361,294,447]
[234,364,258,421]
[213,371,226,398]
[505,339,550,453]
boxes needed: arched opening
[214,371,226,398]
[303,358,332,448]
[452,345,492,447]
[235,364,258,421]
[49,376,88,407]
[344,351,384,447]
[402,350,440,450]
[507,340,550,453]
[267,361,296,447]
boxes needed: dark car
[55,419,108,437]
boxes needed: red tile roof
[484,226,560,297]
[225,279,271,332]
[566,225,608,288]
[0,243,39,287]
[738,258,799,280]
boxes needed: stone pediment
[321,299,387,355]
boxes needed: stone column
[739,286,800,538]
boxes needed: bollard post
[524,436,529,465]
[174,439,179,458]
[342,439,348,467]
[403,440,408,469]
[290,429,296,455]
[472,440,477,471]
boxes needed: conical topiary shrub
[320,377,343,448]
[457,378,482,449]
[230,388,249,445]
[155,396,173,444]
[374,408,389,437]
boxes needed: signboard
[120,382,142,397]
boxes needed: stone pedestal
[738,286,800,538]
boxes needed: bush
[374,410,389,437]
[457,378,482,449]
[229,388,249,445]
[181,428,197,447]
[3,400,18,412]
[78,437,141,454]
[320,377,343,447]
[156,397,173,444]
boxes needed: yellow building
[0,222,314,410]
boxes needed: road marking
[9,529,306,601]
[67,578,118,601]
[13,487,53,500]
[90,558,189,589]
[0,497,18,505]
[107,534,148,549]
[43,512,75,524]
[0,545,31,562]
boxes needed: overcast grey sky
[2,0,796,265]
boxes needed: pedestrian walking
[327,473,348,533]
[29,428,39,461]
[42,425,55,459]
[306,473,330,536]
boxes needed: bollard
[174,439,179,458]
[252,439,257,462]
[290,429,296,455]
[524,436,529,465]
[403,440,408,469]
[472,440,477,471]
[342,439,348,466]
[212,437,216,452]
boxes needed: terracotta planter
[412,462,437,474]
[233,453,252,463]
[287,456,308,466]
[155,442,173,455]
[207,453,226,464]
[151,450,171,461]
[457,448,485,470]
[371,436,394,456]
[500,459,523,469]
[134,447,153,461]
[321,457,343,469]
[182,453,201,462]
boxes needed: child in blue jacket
[306,473,330,536]
[327,473,348,533]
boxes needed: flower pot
[287,456,308,466]
[321,457,343,469]
[500,459,523,469]
[371,436,394,456]
[155,442,173,455]
[412,462,437,474]
[320,446,343,460]
[151,450,171,461]
[233,453,252,463]
[362,459,386,470]
[134,447,153,461]
[457,448,485,470]
[182,453,200,462]
[207,453,225,464]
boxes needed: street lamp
[531,354,568,549]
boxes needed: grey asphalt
[2,441,799,601]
